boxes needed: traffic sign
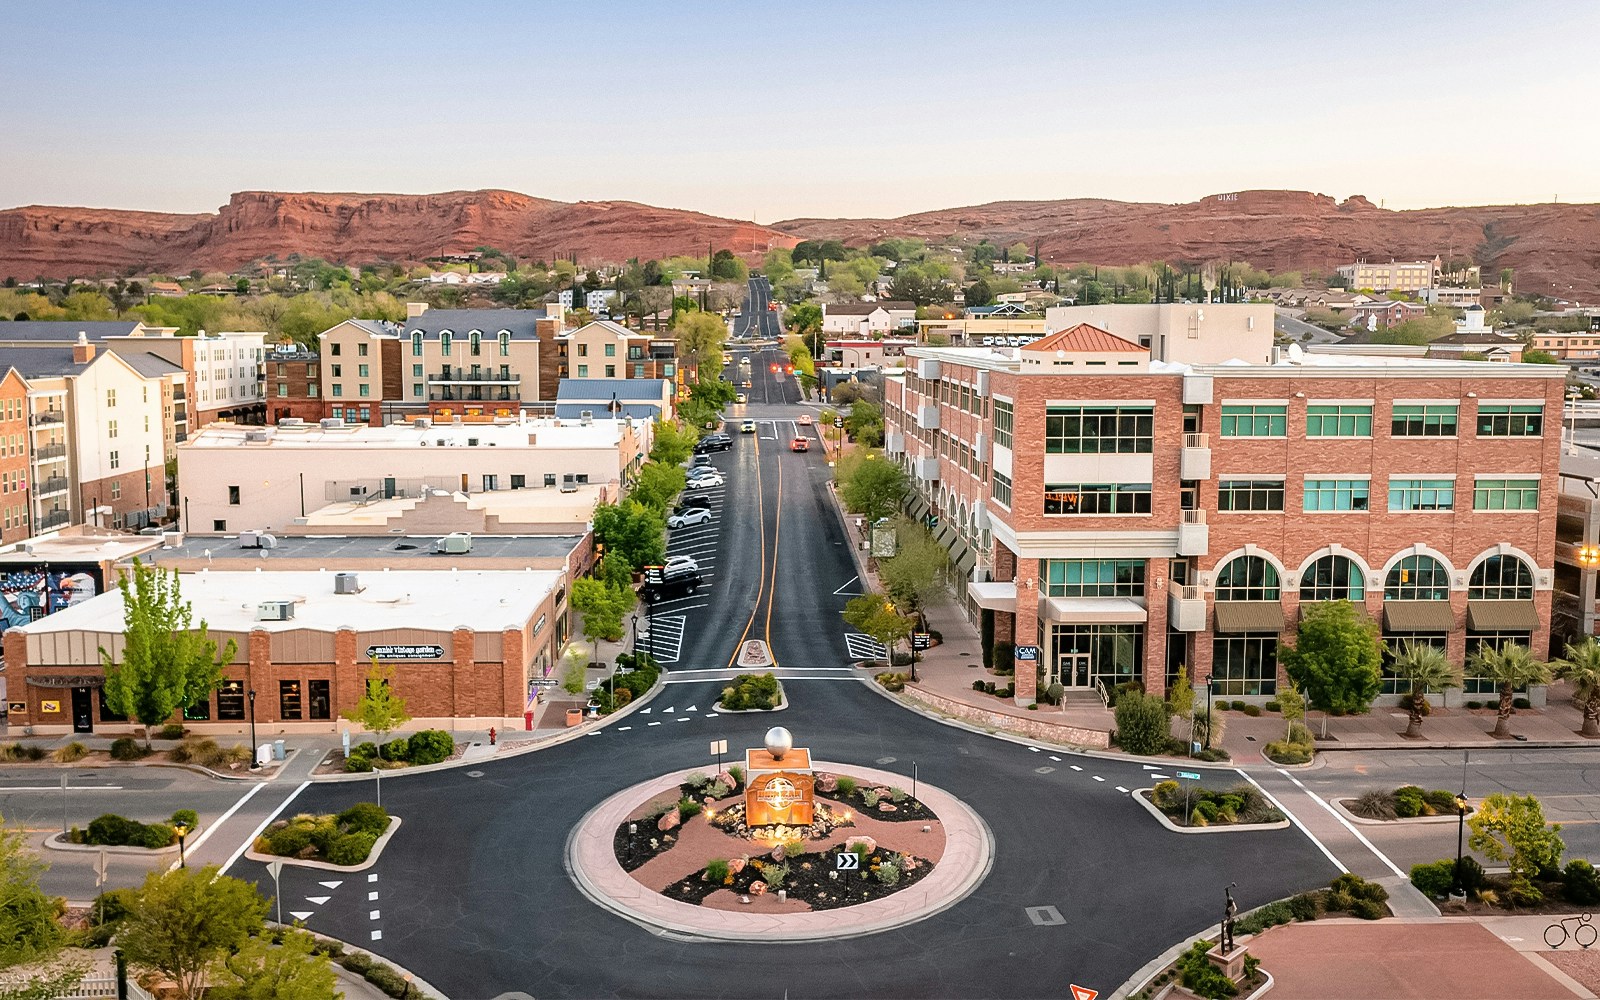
[1177,771,1202,781]
[709,739,728,756]
[833,416,844,428]
[836,852,860,871]
[1069,986,1098,1000]
[912,632,931,650]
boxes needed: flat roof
[904,344,1567,379]
[0,531,161,566]
[303,487,605,529]
[142,533,584,565]
[18,569,561,635]
[180,417,634,450]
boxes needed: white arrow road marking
[1142,765,1158,770]
[664,706,675,713]
[289,911,314,921]
[306,896,331,905]
[686,705,698,712]
[318,881,343,889]
[1151,774,1169,780]
[639,708,652,714]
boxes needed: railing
[1169,581,1202,601]
[1181,509,1206,524]
[28,411,63,427]
[1184,432,1209,449]
[38,510,70,530]
[428,388,520,402]
[34,442,66,461]
[172,388,186,400]
[36,476,68,496]
[429,367,520,383]
[1094,678,1110,708]
[7,974,156,999]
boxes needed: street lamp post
[1203,674,1214,751]
[1454,792,1469,896]
[173,822,190,868]
[247,689,258,769]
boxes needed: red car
[790,437,809,452]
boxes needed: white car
[667,508,713,529]
[687,470,725,488]
[665,554,700,573]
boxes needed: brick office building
[882,321,1566,707]
[4,568,567,736]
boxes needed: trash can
[272,739,286,761]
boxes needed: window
[330,343,341,356]
[1211,634,1279,696]
[109,450,120,470]
[498,332,510,356]
[604,344,616,357]
[1469,555,1533,600]
[412,332,423,356]
[1042,559,1145,597]
[1043,483,1151,515]
[605,365,616,377]
[993,399,1014,449]
[106,389,117,407]
[359,384,370,398]
[1464,631,1535,693]
[1305,404,1372,437]
[332,384,343,397]
[414,383,423,397]
[1217,479,1284,512]
[228,485,240,505]
[217,680,245,721]
[1300,554,1364,601]
[1044,406,1153,454]
[183,696,210,721]
[1392,404,1458,436]
[1386,555,1451,600]
[358,364,369,378]
[1219,404,1286,437]
[469,332,481,356]
[213,519,227,531]
[279,680,302,720]
[332,407,343,419]
[1389,478,1454,512]
[277,383,288,397]
[1472,478,1539,511]
[357,343,368,357]
[308,383,319,397]
[308,679,330,720]
[440,332,452,356]
[511,474,526,489]
[1381,632,1450,694]
[1214,555,1280,601]
[1303,478,1370,511]
[577,364,588,377]
[358,407,370,422]
[331,364,342,378]
[107,419,118,439]
[1477,404,1543,437]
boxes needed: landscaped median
[49,808,201,855]
[713,672,785,713]
[246,802,400,871]
[1134,780,1289,833]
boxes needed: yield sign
[1069,987,1098,1000]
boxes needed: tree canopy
[1278,600,1382,720]
[118,866,269,1000]
[836,450,909,523]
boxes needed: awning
[1383,601,1456,632]
[955,546,977,578]
[935,523,958,549]
[968,580,1016,612]
[1214,601,1286,634]
[907,493,929,521]
[1467,600,1540,632]
[1042,596,1147,624]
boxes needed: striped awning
[1466,600,1539,632]
[1213,601,1286,634]
[1383,601,1456,632]
[907,492,929,521]
[955,545,977,578]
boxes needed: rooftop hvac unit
[334,572,361,594]
[413,417,432,429]
[319,417,342,429]
[435,532,473,554]
[278,417,304,427]
[238,531,277,549]
[244,430,270,443]
[255,600,294,621]
[580,410,593,425]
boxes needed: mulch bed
[1436,877,1594,917]
[660,844,934,911]
[821,778,936,823]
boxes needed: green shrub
[728,765,744,787]
[995,686,1012,698]
[1349,897,1385,920]
[407,729,455,765]
[1177,940,1238,999]
[378,737,409,762]
[1287,892,1321,921]
[1410,859,1457,898]
[110,738,149,761]
[340,953,374,976]
[1044,682,1065,706]
[1393,785,1426,818]
[761,863,788,890]
[875,863,900,885]
[86,814,139,846]
[677,797,702,820]
[362,963,411,997]
[972,680,986,692]
[1151,780,1181,810]
[862,789,880,807]
[1242,704,1262,717]
[836,776,857,797]
[157,723,187,740]
[325,831,378,866]
[1513,696,1531,710]
[720,672,782,710]
[1113,691,1172,756]
[1235,899,1293,936]
[1193,800,1219,823]
[345,754,375,773]
[1563,859,1600,905]
[54,742,89,763]
[135,823,175,849]
[338,803,390,837]
[1466,700,1483,709]
[1423,789,1460,814]
[1229,700,1247,711]
[1264,740,1312,764]
[1264,700,1282,713]
[705,859,729,883]
[1458,856,1486,896]
[169,809,198,830]
[874,671,908,692]
[263,824,314,857]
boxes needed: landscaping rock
[658,810,680,832]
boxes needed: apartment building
[562,321,680,382]
[263,344,323,423]
[0,369,31,544]
[882,319,1565,709]
[316,318,400,426]
[178,414,649,533]
[1042,303,1275,365]
[187,331,264,424]
[1335,258,1441,292]
[1532,318,1600,362]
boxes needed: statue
[1221,882,1238,954]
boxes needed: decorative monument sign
[744,727,816,828]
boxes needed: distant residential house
[465,272,506,286]
[820,301,917,336]
[1347,299,1428,330]
[965,302,1032,319]
[554,378,675,422]
[1427,331,1522,362]
[1306,290,1374,312]
[147,281,184,297]
[421,272,466,286]
[558,288,615,312]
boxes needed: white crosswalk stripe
[843,633,888,661]
[638,614,686,664]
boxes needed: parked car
[693,434,732,454]
[736,393,748,404]
[689,454,713,469]
[790,437,809,452]
[686,470,725,488]
[665,554,699,573]
[677,495,712,511]
[741,420,757,433]
[667,507,713,529]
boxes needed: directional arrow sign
[1069,986,1098,1000]
[836,852,860,871]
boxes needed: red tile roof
[1021,323,1145,354]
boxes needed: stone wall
[904,686,1110,748]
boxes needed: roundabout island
[568,727,994,942]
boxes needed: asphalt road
[733,275,782,341]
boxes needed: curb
[296,929,449,1000]
[1311,736,1598,752]
[44,830,187,856]
[1328,795,1473,827]
[712,689,790,714]
[244,816,403,873]
[1131,787,1292,835]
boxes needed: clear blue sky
[4,0,1597,221]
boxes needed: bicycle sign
[1545,912,1596,949]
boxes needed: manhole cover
[466,771,485,778]
[1025,905,1065,926]
[1034,766,1056,775]
[875,756,897,765]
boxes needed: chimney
[406,302,429,319]
[73,332,95,364]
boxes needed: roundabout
[568,727,994,942]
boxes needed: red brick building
[883,322,1566,707]
[0,368,32,544]
[263,344,325,424]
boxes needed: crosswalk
[638,614,685,664]
[844,633,888,661]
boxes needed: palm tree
[1552,635,1600,738]
[1389,641,1462,738]
[1468,642,1552,739]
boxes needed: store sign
[40,700,60,714]
[746,771,816,827]
[532,614,547,637]
[1014,645,1040,661]
[366,644,445,661]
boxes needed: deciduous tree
[842,593,912,664]
[1279,600,1382,735]
[118,865,268,1000]
[878,520,950,622]
[208,927,338,1000]
[590,500,667,569]
[836,451,909,523]
[672,310,729,374]
[1468,793,1565,904]
[648,420,698,465]
[571,577,627,665]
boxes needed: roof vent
[413,417,432,429]
[319,418,342,429]
[244,430,270,443]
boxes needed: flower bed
[254,803,391,866]
[1144,781,1284,828]
[813,772,935,822]
[661,841,934,911]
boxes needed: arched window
[439,331,452,357]
[1469,554,1533,600]
[411,331,423,357]
[1386,555,1451,600]
[469,331,482,356]
[1300,555,1364,602]
[1214,556,1279,601]
[498,331,510,357]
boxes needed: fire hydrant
[488,727,497,746]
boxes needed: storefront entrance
[1048,623,1143,690]
[1058,652,1091,688]
[70,687,93,733]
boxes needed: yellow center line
[762,439,783,668]
[726,429,770,670]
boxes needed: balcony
[916,403,940,430]
[1177,508,1208,556]
[33,442,66,462]
[29,411,63,428]
[1168,581,1207,632]
[38,510,69,531]
[428,367,521,384]
[885,432,905,456]
[912,455,940,483]
[1180,432,1211,480]
[36,476,69,498]
[172,388,186,401]
[428,387,521,403]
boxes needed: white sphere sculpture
[765,726,793,759]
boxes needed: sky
[4,0,1599,222]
